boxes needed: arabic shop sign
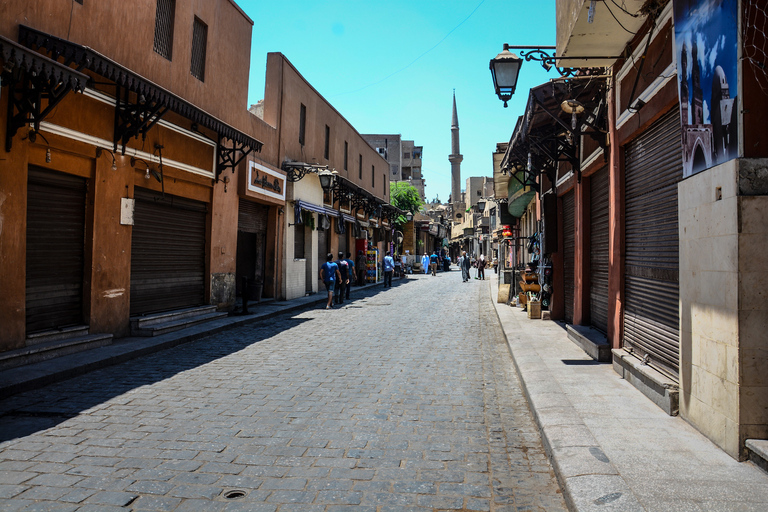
[247,160,285,202]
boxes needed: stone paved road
[0,270,567,511]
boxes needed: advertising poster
[674,0,739,177]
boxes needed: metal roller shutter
[590,166,610,333]
[238,199,269,234]
[563,191,576,324]
[236,200,269,299]
[130,188,207,316]
[26,167,86,333]
[623,108,683,380]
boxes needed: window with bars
[344,141,348,170]
[372,165,375,187]
[153,0,175,60]
[190,17,207,81]
[299,104,306,146]
[359,154,362,180]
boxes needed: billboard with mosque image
[674,0,739,178]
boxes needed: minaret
[449,91,463,218]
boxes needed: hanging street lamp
[489,44,523,108]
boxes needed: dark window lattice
[153,0,175,60]
[191,17,207,81]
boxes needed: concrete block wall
[283,207,318,300]
[679,159,741,457]
[679,158,768,459]
[738,194,768,447]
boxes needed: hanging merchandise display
[526,232,541,267]
[366,248,379,283]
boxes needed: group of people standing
[320,249,490,309]
[458,252,486,282]
[319,251,360,310]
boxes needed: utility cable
[603,0,637,34]
[609,0,641,18]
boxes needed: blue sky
[238,0,556,203]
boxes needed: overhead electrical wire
[603,0,637,34]
[609,0,641,18]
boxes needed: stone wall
[679,158,768,459]
[679,159,740,457]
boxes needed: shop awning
[1,34,90,151]
[18,26,262,151]
[17,25,262,178]
[1,35,88,91]
[295,200,331,216]
[501,75,608,198]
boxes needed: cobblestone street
[0,271,566,511]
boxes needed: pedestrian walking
[334,252,350,304]
[477,254,486,280]
[320,253,341,309]
[344,252,355,299]
[356,250,366,286]
[422,253,429,274]
[461,250,471,282]
[429,251,439,276]
[383,251,395,288]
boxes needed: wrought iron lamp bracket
[506,45,617,78]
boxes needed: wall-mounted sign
[674,0,739,178]
[246,160,286,203]
[120,198,135,225]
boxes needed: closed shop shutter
[130,188,207,316]
[590,166,610,333]
[623,107,683,380]
[563,190,576,324]
[236,200,269,299]
[238,199,269,234]
[26,167,86,333]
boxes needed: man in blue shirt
[334,252,350,305]
[429,251,439,276]
[320,253,341,309]
[344,252,355,299]
[383,251,395,288]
